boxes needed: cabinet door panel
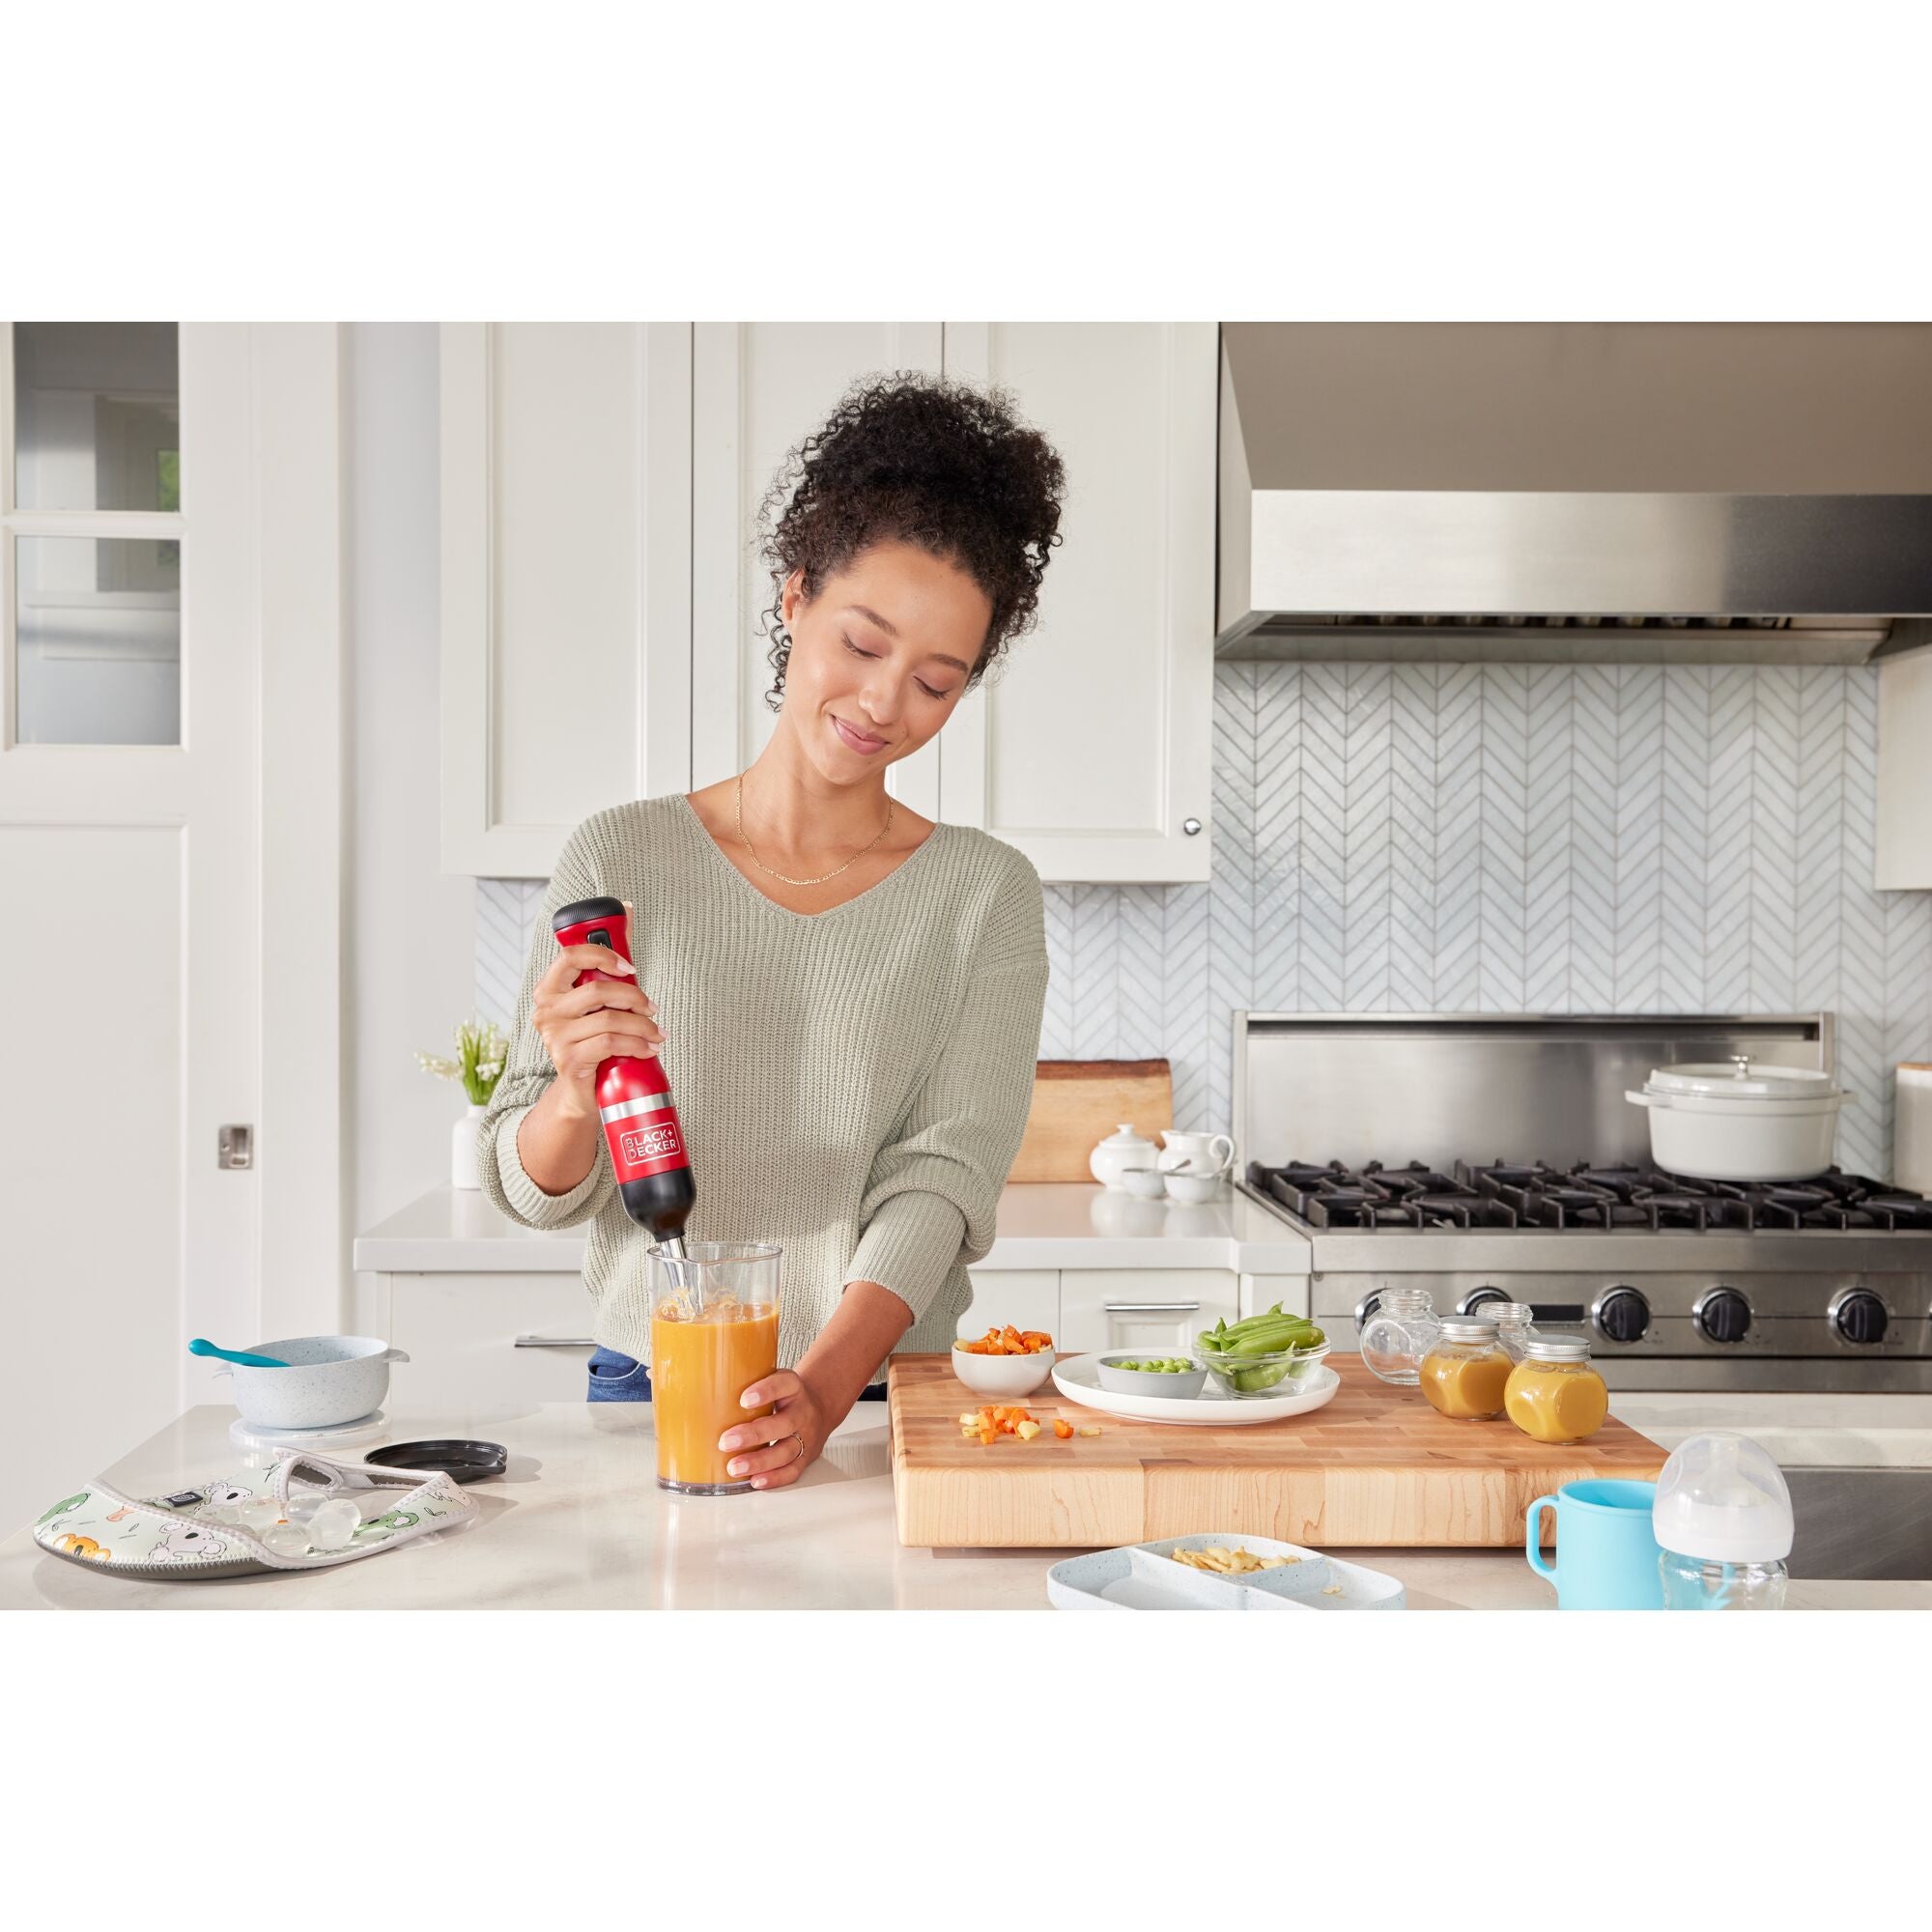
[440,323,692,875]
[940,324,1217,881]
[385,1272,599,1409]
[955,1268,1058,1342]
[690,324,944,816]
[1238,1274,1311,1321]
[1058,1268,1236,1355]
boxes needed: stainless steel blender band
[600,1092,677,1124]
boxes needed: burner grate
[1243,1156,1932,1234]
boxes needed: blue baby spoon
[188,1337,290,1369]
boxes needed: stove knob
[1460,1287,1507,1315]
[1833,1290,1889,1347]
[1594,1286,1651,1345]
[1696,1287,1752,1345]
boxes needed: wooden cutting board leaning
[886,1353,1669,1549]
[1007,1059,1173,1183]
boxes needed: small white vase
[451,1103,486,1190]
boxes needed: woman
[478,372,1064,1489]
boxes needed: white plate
[1050,1355,1339,1427]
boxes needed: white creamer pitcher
[1157,1129,1235,1177]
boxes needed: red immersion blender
[551,896,695,1262]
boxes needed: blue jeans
[586,1346,889,1403]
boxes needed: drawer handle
[514,1334,597,1348]
[1100,1301,1202,1314]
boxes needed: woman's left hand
[718,1370,832,1490]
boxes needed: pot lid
[1645,1056,1839,1100]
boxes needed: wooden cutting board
[1008,1059,1172,1183]
[887,1353,1668,1548]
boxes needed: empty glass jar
[1358,1288,1440,1386]
[1470,1299,1535,1360]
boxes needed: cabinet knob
[1182,817,1203,836]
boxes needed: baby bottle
[1651,1432,1793,1611]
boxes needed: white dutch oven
[1625,1056,1845,1181]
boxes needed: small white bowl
[1120,1166,1169,1201]
[223,1335,410,1430]
[1094,1354,1208,1399]
[1163,1171,1225,1205]
[950,1344,1056,1398]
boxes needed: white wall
[344,325,475,1243]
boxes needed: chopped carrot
[977,1425,997,1446]
[1053,1418,1074,1439]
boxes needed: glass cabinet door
[7,322,182,745]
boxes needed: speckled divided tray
[1047,1532,1406,1612]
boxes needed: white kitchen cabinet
[440,322,1218,882]
[1877,648,1932,889]
[939,324,1218,882]
[1239,1274,1312,1321]
[955,1267,1059,1343]
[440,323,694,875]
[1058,1268,1237,1356]
[366,1272,599,1409]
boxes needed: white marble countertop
[353,1182,1314,1275]
[1606,1389,1932,1468]
[5,1395,1925,1612]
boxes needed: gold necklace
[734,774,894,887]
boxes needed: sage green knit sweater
[476,793,1049,1375]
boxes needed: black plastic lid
[363,1439,507,1484]
[552,895,625,933]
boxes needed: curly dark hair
[755,371,1065,711]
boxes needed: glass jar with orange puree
[1504,1335,1609,1443]
[1417,1317,1513,1421]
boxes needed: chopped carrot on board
[1053,1419,1074,1439]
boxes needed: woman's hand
[530,944,666,1116]
[717,1370,834,1490]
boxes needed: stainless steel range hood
[1216,324,1932,664]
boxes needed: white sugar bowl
[1090,1123,1162,1190]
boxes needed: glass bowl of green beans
[1194,1307,1331,1399]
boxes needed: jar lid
[1436,1316,1500,1341]
[1523,1335,1591,1361]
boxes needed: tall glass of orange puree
[646,1242,781,1494]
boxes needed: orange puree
[651,1300,779,1491]
[1505,1359,1609,1442]
[1418,1346,1513,1420]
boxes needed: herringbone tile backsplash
[479,663,1932,1179]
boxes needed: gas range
[1230,1013,1932,1393]
[1237,1157,1932,1392]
